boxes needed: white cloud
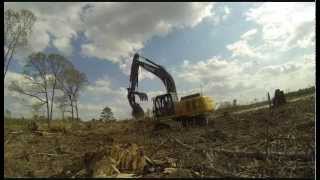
[222,6,230,20]
[178,56,243,83]
[5,2,218,77]
[52,37,74,55]
[227,28,261,59]
[4,2,85,57]
[4,71,43,118]
[227,39,261,58]
[4,71,27,97]
[77,73,171,120]
[118,57,156,82]
[245,2,315,50]
[79,75,130,119]
[138,69,156,81]
[175,56,254,101]
[5,2,84,55]
[209,5,231,25]
[241,28,257,40]
[4,2,315,119]
[79,2,215,63]
[173,53,315,104]
[227,3,315,61]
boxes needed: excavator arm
[127,53,177,119]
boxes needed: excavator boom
[127,53,177,119]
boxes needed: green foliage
[100,106,115,121]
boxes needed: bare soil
[4,95,315,178]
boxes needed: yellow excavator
[127,53,215,126]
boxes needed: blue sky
[4,2,315,120]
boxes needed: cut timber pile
[91,143,145,177]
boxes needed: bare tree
[58,67,88,121]
[9,52,51,123]
[8,52,71,126]
[47,54,73,121]
[55,95,69,120]
[4,9,36,79]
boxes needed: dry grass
[4,95,315,178]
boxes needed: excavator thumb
[127,89,148,119]
[132,91,148,101]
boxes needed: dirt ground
[4,95,315,178]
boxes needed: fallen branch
[169,136,194,150]
[111,164,121,174]
[144,155,154,165]
[151,138,170,156]
[39,131,57,135]
[35,153,61,157]
[8,131,23,134]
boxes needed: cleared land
[4,94,315,178]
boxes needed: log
[144,155,154,165]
